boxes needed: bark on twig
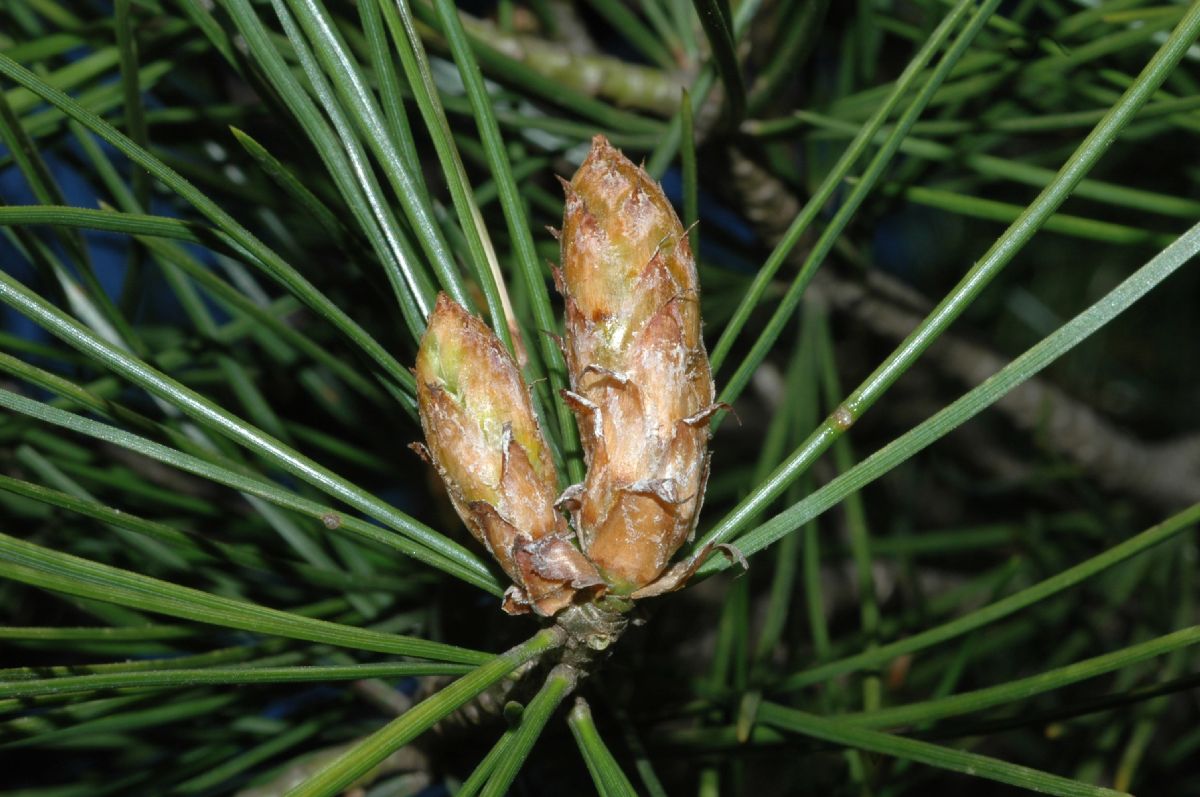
[809,268,1200,509]
[426,12,690,116]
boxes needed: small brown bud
[414,294,602,615]
[558,136,717,593]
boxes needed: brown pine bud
[413,294,602,616]
[558,135,717,594]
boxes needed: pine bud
[413,294,603,616]
[558,135,718,594]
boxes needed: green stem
[757,702,1129,797]
[569,697,639,797]
[842,624,1200,730]
[780,502,1200,689]
[480,664,578,797]
[0,662,473,699]
[285,628,564,797]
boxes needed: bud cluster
[414,136,717,616]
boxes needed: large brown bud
[557,135,717,594]
[413,294,603,616]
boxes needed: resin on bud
[413,294,603,616]
[557,135,719,595]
